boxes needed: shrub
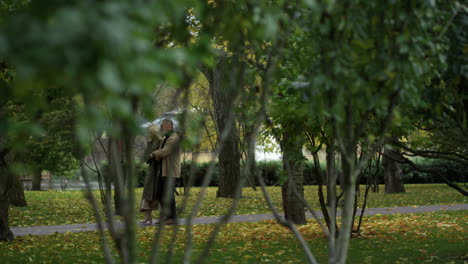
[256,160,282,186]
[139,158,467,188]
[136,162,148,187]
[401,159,467,184]
[180,161,219,187]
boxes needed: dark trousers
[156,176,176,220]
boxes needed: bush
[401,159,467,184]
[179,160,286,187]
[180,161,219,187]
[257,160,282,185]
[304,161,326,185]
[355,159,467,185]
[139,158,467,188]
[136,162,148,187]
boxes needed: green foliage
[185,79,217,151]
[0,1,465,262]
[173,158,468,187]
[180,160,317,187]
[0,0,207,147]
[135,161,148,188]
[257,160,283,185]
[257,159,468,185]
[400,159,468,184]
[394,5,467,159]
[272,1,452,139]
[26,97,78,177]
[0,0,30,14]
[180,160,219,186]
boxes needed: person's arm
[152,134,179,159]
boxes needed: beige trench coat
[152,132,181,178]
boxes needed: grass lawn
[8,184,467,227]
[1,184,466,263]
[0,210,466,263]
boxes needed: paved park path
[11,204,468,237]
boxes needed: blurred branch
[80,162,115,264]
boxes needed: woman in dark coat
[139,124,162,224]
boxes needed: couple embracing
[140,119,180,225]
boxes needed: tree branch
[381,150,468,197]
[393,141,468,165]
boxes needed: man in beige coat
[151,119,181,224]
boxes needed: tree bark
[0,140,14,242]
[31,167,42,191]
[383,147,405,194]
[217,140,241,198]
[244,124,257,190]
[281,133,306,225]
[245,151,257,189]
[109,138,126,216]
[0,197,13,242]
[203,53,242,198]
[10,174,27,207]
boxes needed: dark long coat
[141,139,161,201]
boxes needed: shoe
[140,212,153,225]
[140,217,152,225]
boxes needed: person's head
[147,124,162,141]
[160,119,174,135]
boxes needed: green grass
[2,184,467,263]
[0,210,466,263]
[8,184,467,227]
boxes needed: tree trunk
[217,137,241,198]
[109,138,126,216]
[0,197,13,242]
[0,141,14,242]
[203,53,242,198]
[383,147,405,194]
[281,133,306,225]
[244,124,257,190]
[31,167,42,191]
[10,174,27,207]
[114,181,123,216]
[246,152,257,190]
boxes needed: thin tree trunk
[326,137,338,262]
[244,125,257,190]
[335,104,359,264]
[281,133,306,225]
[31,167,42,191]
[313,152,332,230]
[123,127,137,263]
[336,144,358,263]
[110,138,125,216]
